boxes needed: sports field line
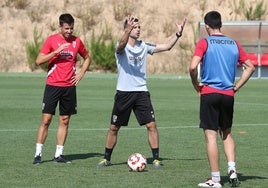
[0,123,267,132]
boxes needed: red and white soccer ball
[127,153,147,172]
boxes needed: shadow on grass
[106,157,206,167]
[146,157,206,164]
[41,152,103,163]
[221,173,268,186]
[93,157,207,172]
[65,152,103,161]
[109,157,205,170]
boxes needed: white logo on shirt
[129,56,142,66]
[72,41,76,48]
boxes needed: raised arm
[154,18,186,53]
[116,16,137,54]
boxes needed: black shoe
[33,155,42,165]
[53,155,71,163]
[229,170,240,187]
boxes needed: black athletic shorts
[110,91,155,127]
[42,85,77,115]
[200,93,234,131]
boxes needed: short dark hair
[124,18,139,29]
[59,13,74,26]
[204,11,222,29]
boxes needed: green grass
[0,73,267,188]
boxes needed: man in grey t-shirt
[97,16,186,169]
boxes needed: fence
[198,21,268,78]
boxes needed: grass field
[0,73,267,188]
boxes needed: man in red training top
[33,13,91,164]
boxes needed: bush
[25,27,47,71]
[90,31,117,72]
[241,0,267,20]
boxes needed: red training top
[40,33,88,87]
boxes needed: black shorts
[110,91,155,126]
[42,85,77,115]
[200,93,234,131]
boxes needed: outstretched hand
[125,15,137,33]
[176,18,187,37]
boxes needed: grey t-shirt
[115,40,156,91]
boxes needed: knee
[220,128,232,140]
[146,122,157,131]
[109,124,120,133]
[59,115,70,126]
[41,117,52,127]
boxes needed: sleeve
[40,37,52,54]
[193,39,207,58]
[78,38,89,58]
[145,42,156,55]
[115,42,120,53]
[235,41,248,66]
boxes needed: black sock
[152,148,159,160]
[104,148,113,161]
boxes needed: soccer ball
[127,153,147,172]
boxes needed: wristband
[176,32,182,38]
